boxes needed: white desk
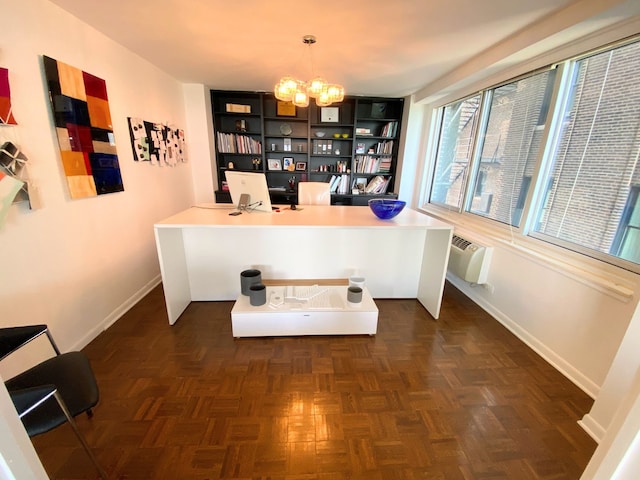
[154,205,453,325]
[231,285,378,337]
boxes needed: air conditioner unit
[448,233,493,284]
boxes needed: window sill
[418,205,638,302]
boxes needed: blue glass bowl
[368,199,406,220]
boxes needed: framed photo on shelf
[370,102,387,118]
[283,157,295,171]
[277,101,296,117]
[268,159,282,170]
[295,162,307,171]
[320,107,339,123]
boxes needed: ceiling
[47,0,636,98]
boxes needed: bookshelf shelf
[211,90,403,205]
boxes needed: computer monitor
[224,171,273,212]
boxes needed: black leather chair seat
[5,351,99,436]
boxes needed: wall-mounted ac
[448,233,493,284]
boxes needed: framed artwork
[321,107,339,123]
[283,157,294,171]
[268,159,281,170]
[43,56,123,199]
[277,101,296,117]
[371,102,387,118]
[295,162,307,171]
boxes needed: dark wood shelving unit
[211,90,403,205]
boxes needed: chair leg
[44,329,62,355]
[53,391,107,480]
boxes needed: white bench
[231,285,378,338]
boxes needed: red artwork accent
[0,67,17,124]
[82,71,109,101]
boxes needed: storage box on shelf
[211,91,403,205]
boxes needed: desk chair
[298,181,331,205]
[1,325,107,479]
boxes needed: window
[429,94,481,209]
[425,37,640,272]
[612,186,640,263]
[532,41,640,267]
[469,70,556,226]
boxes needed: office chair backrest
[298,182,330,205]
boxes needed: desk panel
[155,205,452,324]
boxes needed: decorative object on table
[341,133,349,138]
[0,67,17,124]
[279,123,292,136]
[334,148,341,155]
[314,131,326,138]
[333,133,340,139]
[252,157,262,170]
[368,198,406,220]
[128,117,187,166]
[347,286,363,304]
[321,107,339,123]
[235,119,246,132]
[283,157,294,171]
[349,276,365,289]
[240,269,262,295]
[249,284,267,306]
[43,56,124,199]
[276,101,296,117]
[295,162,307,171]
[274,35,344,108]
[267,159,281,170]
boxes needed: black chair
[1,325,107,479]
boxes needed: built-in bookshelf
[211,90,403,205]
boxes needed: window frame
[421,35,640,275]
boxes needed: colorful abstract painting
[0,67,17,124]
[43,56,124,199]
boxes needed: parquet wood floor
[31,282,597,479]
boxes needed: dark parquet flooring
[32,282,597,479]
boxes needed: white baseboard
[579,414,605,443]
[72,275,162,351]
[447,275,600,399]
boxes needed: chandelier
[274,35,345,108]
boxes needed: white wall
[396,0,640,444]
[0,1,198,474]
[0,0,195,373]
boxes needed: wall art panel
[0,67,17,125]
[43,56,124,199]
[128,117,186,167]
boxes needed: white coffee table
[231,285,378,337]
